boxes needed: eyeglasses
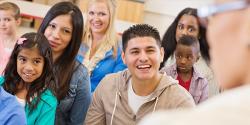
[197,0,249,27]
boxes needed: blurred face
[17,48,44,83]
[207,0,250,89]
[175,44,199,73]
[176,15,199,41]
[87,1,110,35]
[0,10,20,36]
[122,37,164,81]
[44,14,73,60]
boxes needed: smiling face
[87,1,110,35]
[44,14,73,60]
[0,9,20,36]
[175,14,199,41]
[17,47,44,83]
[122,36,164,81]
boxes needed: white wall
[144,0,214,36]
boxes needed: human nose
[180,57,187,64]
[181,29,188,35]
[24,62,34,72]
[51,28,60,39]
[139,51,148,62]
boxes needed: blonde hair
[0,2,20,20]
[83,0,118,57]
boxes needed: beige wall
[143,0,214,37]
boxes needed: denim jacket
[55,61,91,125]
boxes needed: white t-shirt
[128,79,152,114]
[15,96,26,108]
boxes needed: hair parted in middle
[160,7,209,68]
[38,1,84,99]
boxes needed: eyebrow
[129,46,157,50]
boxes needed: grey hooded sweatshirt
[85,69,195,125]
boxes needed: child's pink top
[0,42,13,75]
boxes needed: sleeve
[68,67,91,125]
[170,84,196,108]
[35,96,57,125]
[84,79,106,125]
[199,78,209,103]
[7,108,27,125]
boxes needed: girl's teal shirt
[0,77,58,125]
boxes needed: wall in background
[143,0,214,36]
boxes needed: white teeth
[24,73,32,76]
[137,65,151,69]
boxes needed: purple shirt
[161,64,209,104]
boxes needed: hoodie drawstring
[152,97,159,113]
[110,91,119,125]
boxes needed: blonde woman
[77,0,126,92]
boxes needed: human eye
[147,48,155,53]
[88,11,95,16]
[18,56,26,63]
[4,18,11,22]
[177,24,183,30]
[33,60,41,65]
[98,12,106,16]
[175,54,182,59]
[62,28,72,35]
[48,23,56,29]
[130,50,139,54]
[188,27,195,32]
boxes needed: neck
[131,73,162,96]
[0,34,16,42]
[16,82,29,100]
[53,52,61,63]
[177,68,193,81]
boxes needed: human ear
[121,51,126,64]
[16,17,21,26]
[160,47,165,63]
[196,54,200,62]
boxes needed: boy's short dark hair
[122,24,161,51]
[177,35,200,54]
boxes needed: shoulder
[95,70,127,93]
[193,65,208,82]
[40,89,58,108]
[0,76,4,86]
[160,64,176,72]
[0,87,25,117]
[74,61,88,77]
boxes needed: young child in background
[161,35,208,104]
[0,2,21,74]
[0,32,58,125]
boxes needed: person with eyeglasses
[139,0,250,125]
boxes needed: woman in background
[38,2,91,125]
[161,7,219,97]
[77,0,126,92]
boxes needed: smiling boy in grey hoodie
[85,24,195,125]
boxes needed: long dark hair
[38,2,84,100]
[160,7,209,68]
[3,32,57,111]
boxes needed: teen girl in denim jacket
[38,2,91,125]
